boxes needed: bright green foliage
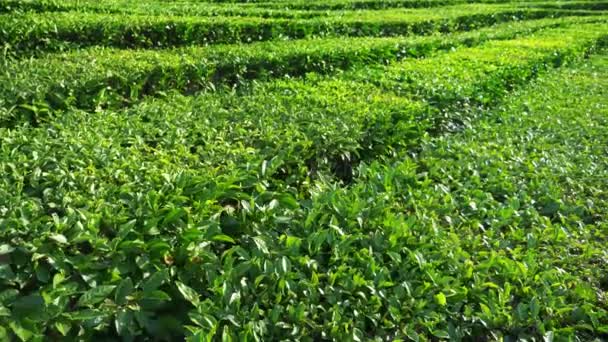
[248,0,604,10]
[0,0,323,19]
[0,1,607,341]
[3,0,598,13]
[0,17,601,125]
[524,0,608,10]
[292,54,608,340]
[1,4,592,54]
[347,24,608,106]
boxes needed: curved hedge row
[523,0,608,11]
[0,0,323,19]
[1,5,598,55]
[1,17,596,127]
[290,52,608,341]
[0,0,547,13]
[0,23,606,341]
[211,0,532,11]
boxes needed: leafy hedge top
[1,16,601,126]
[3,3,592,55]
[1,20,607,340]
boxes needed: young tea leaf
[176,281,200,306]
[78,285,116,307]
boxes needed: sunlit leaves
[0,10,607,342]
[77,286,116,307]
[176,282,200,306]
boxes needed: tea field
[0,0,607,340]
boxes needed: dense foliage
[2,4,596,55]
[0,0,607,340]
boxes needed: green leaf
[278,194,299,209]
[434,292,447,306]
[211,234,235,244]
[9,322,33,342]
[148,241,172,255]
[143,290,171,301]
[115,310,133,336]
[52,273,65,288]
[251,236,269,254]
[163,207,186,226]
[117,219,137,240]
[353,327,364,342]
[115,278,134,305]
[279,256,291,274]
[285,236,301,249]
[189,312,217,330]
[530,297,540,318]
[480,303,492,316]
[142,270,169,294]
[574,283,595,301]
[404,326,420,342]
[176,281,200,306]
[55,321,71,336]
[64,309,106,321]
[432,329,450,339]
[222,325,232,342]
[49,234,68,244]
[0,244,14,255]
[78,285,116,307]
[516,303,528,320]
[482,282,500,290]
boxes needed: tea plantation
[0,0,607,340]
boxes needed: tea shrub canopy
[0,0,607,340]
